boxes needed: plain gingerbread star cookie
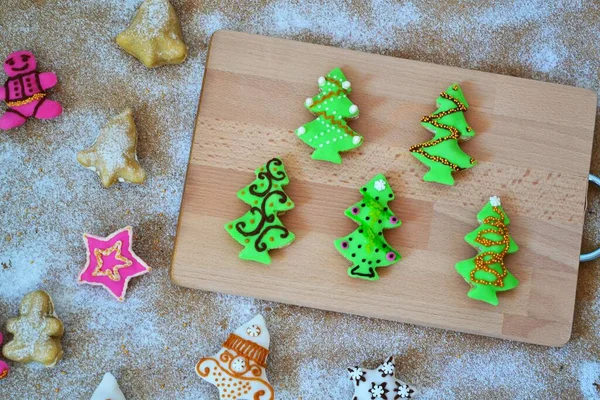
[116,0,188,68]
[196,315,274,400]
[2,290,64,368]
[91,373,126,400]
[348,356,417,399]
[77,109,146,188]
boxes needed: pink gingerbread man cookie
[0,51,62,130]
[0,332,9,380]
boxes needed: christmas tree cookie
[334,174,401,280]
[225,158,295,264]
[455,196,519,306]
[295,67,363,164]
[409,83,476,185]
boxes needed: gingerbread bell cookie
[0,333,9,380]
[225,157,295,264]
[77,109,146,188]
[348,356,417,399]
[116,0,188,68]
[334,174,402,281]
[91,373,126,400]
[2,290,64,367]
[196,315,274,400]
[455,196,519,306]
[409,83,476,185]
[0,51,62,130]
[295,67,363,164]
[78,226,150,302]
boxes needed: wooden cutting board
[171,30,597,346]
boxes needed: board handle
[580,174,600,262]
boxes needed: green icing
[224,158,295,264]
[334,174,402,281]
[409,83,477,185]
[295,67,363,164]
[455,197,519,306]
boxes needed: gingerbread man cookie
[116,0,188,68]
[77,109,147,188]
[196,315,274,400]
[2,290,64,367]
[78,226,151,302]
[295,67,363,164]
[0,333,9,380]
[348,356,417,399]
[0,51,62,130]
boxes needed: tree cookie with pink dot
[78,226,150,301]
[334,174,402,281]
[0,51,62,130]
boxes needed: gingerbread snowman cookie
[196,315,274,400]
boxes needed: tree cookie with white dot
[196,315,274,400]
[455,196,519,306]
[295,67,363,164]
[348,356,417,399]
[334,174,402,281]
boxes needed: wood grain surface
[171,31,597,347]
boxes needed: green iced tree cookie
[225,158,295,264]
[409,83,477,185]
[295,67,363,164]
[455,196,519,306]
[334,174,401,281]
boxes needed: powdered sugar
[0,0,599,398]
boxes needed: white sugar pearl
[297,126,306,136]
[352,136,362,145]
[349,104,358,114]
[305,98,313,106]
[342,80,351,89]
[326,141,330,144]
[318,76,326,86]
[319,144,323,147]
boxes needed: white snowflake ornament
[348,356,416,399]
[374,179,387,192]
[91,373,126,400]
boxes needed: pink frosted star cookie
[78,226,150,301]
[0,333,9,380]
